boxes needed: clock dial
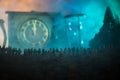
[17,19,49,48]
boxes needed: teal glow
[81,40,84,44]
[73,32,77,36]
[53,0,107,48]
[68,22,72,26]
[48,0,120,48]
[80,25,83,30]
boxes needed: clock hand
[32,20,37,36]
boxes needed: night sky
[0,0,120,47]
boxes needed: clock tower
[6,11,60,49]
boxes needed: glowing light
[73,32,77,36]
[69,27,72,31]
[80,25,83,29]
[79,22,82,25]
[68,22,72,26]
[81,40,84,44]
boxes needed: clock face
[17,19,49,48]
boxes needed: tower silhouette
[89,7,120,48]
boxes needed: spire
[104,7,114,23]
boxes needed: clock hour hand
[32,20,37,36]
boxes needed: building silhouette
[89,7,120,48]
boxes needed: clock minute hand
[32,21,37,36]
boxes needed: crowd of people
[0,46,120,80]
[0,45,117,56]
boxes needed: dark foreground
[0,47,120,80]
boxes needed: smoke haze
[0,0,120,47]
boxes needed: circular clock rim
[17,18,50,48]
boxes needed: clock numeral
[32,20,37,24]
[43,38,47,42]
[25,23,28,26]
[43,29,47,33]
[43,35,47,39]
[45,32,48,36]
[21,29,24,32]
[20,26,25,31]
